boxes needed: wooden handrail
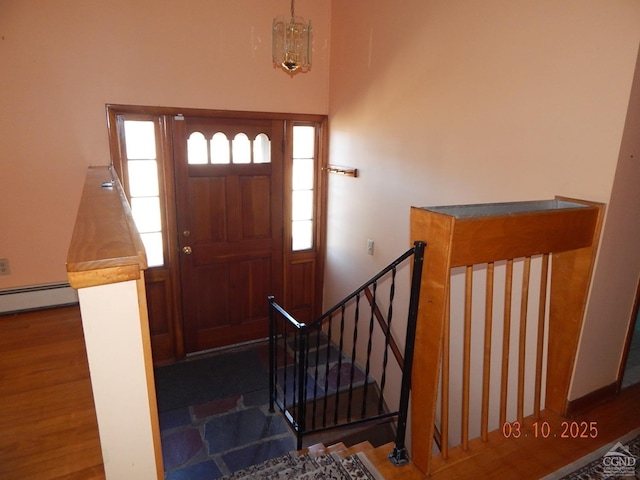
[66,166,147,289]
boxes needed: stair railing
[268,241,426,460]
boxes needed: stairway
[220,441,384,480]
[277,330,397,448]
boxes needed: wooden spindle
[499,259,514,427]
[534,254,549,418]
[462,266,473,450]
[517,257,531,423]
[441,286,451,459]
[481,262,494,441]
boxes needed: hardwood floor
[2,305,638,480]
[366,382,640,479]
[0,306,104,480]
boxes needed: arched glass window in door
[211,132,230,164]
[253,133,271,164]
[232,133,251,164]
[187,131,208,165]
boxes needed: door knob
[182,246,192,255]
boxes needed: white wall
[571,46,640,399]
[79,278,161,479]
[326,0,640,418]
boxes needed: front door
[173,116,284,353]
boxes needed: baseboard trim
[566,382,618,418]
[0,283,79,315]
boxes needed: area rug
[154,348,268,412]
[220,450,384,480]
[541,428,640,479]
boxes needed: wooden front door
[173,116,284,353]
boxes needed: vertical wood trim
[161,115,185,361]
[410,207,455,475]
[499,259,513,427]
[534,254,549,418]
[314,117,329,319]
[461,266,473,450]
[546,199,604,414]
[136,275,164,478]
[282,120,294,310]
[481,263,494,441]
[616,278,640,392]
[441,287,451,459]
[517,256,531,423]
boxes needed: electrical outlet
[0,258,10,275]
[367,239,374,256]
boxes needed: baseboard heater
[0,282,79,315]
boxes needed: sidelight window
[122,120,164,267]
[291,125,315,251]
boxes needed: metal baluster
[379,267,396,414]
[268,297,275,413]
[362,281,377,418]
[296,327,307,450]
[282,316,288,412]
[321,314,333,428]
[348,295,360,422]
[311,322,322,430]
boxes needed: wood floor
[2,305,638,480]
[367,382,640,479]
[0,306,104,480]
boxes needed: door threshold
[186,336,270,359]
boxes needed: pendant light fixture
[272,0,312,74]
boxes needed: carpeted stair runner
[221,442,384,480]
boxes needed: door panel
[287,258,316,324]
[174,116,284,353]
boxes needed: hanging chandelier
[272,0,312,74]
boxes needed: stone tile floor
[158,343,298,480]
[157,336,374,479]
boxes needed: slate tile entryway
[156,342,297,479]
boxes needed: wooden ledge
[66,166,147,289]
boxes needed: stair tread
[221,443,389,480]
[302,442,327,457]
[342,440,375,457]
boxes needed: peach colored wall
[0,0,330,289]
[326,0,640,408]
[571,47,640,399]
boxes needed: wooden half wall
[409,197,604,475]
[67,166,163,480]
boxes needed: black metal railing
[268,241,425,465]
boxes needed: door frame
[107,104,328,363]
[617,276,640,391]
